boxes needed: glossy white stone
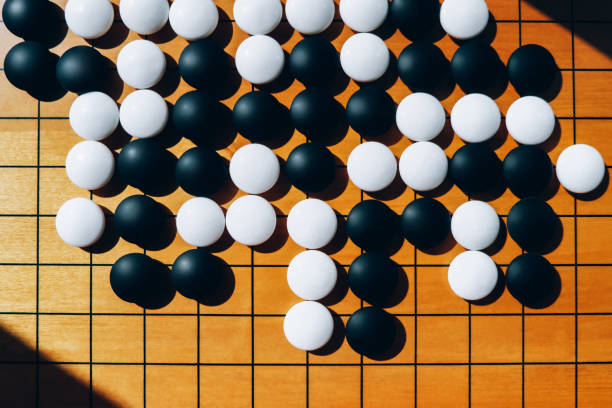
[339,0,388,33]
[347,142,397,192]
[119,0,169,35]
[556,144,606,194]
[283,301,334,351]
[396,93,446,142]
[230,143,280,194]
[340,33,389,83]
[176,197,225,247]
[119,90,168,138]
[285,0,335,35]
[451,200,500,250]
[235,35,284,84]
[440,0,489,40]
[56,198,105,247]
[233,0,282,35]
[287,250,337,300]
[65,0,114,39]
[117,40,166,89]
[226,195,277,246]
[451,93,501,143]
[448,250,498,301]
[506,96,556,145]
[399,142,448,191]
[287,199,337,249]
[169,0,218,40]
[66,141,115,191]
[69,92,119,141]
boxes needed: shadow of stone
[452,12,498,46]
[320,214,349,256]
[419,233,457,255]
[571,169,610,202]
[145,21,177,44]
[470,266,506,306]
[310,167,349,201]
[253,215,289,253]
[482,217,508,257]
[320,262,350,307]
[261,158,293,202]
[151,53,181,98]
[39,2,68,49]
[86,206,120,254]
[310,310,346,356]
[357,52,399,91]
[209,8,234,48]
[87,5,129,49]
[255,51,295,93]
[27,54,67,102]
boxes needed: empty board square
[383,265,415,315]
[199,316,251,364]
[471,315,522,363]
[254,366,306,408]
[39,167,90,215]
[39,265,89,313]
[146,315,197,364]
[144,291,197,315]
[146,365,197,408]
[575,23,612,69]
[0,217,36,263]
[416,267,468,314]
[417,365,469,408]
[0,72,37,117]
[0,265,36,313]
[525,364,574,408]
[200,366,252,408]
[39,363,90,408]
[253,266,301,315]
[0,364,36,407]
[522,22,573,68]
[524,315,575,362]
[575,71,612,118]
[576,119,612,163]
[417,316,469,363]
[0,119,37,165]
[363,365,414,408]
[92,315,143,363]
[92,265,143,314]
[578,315,612,361]
[39,119,81,166]
[577,217,612,264]
[92,364,143,408]
[471,365,522,408]
[309,366,360,408]
[578,364,612,407]
[39,315,89,362]
[0,314,36,362]
[520,0,572,20]
[254,316,305,364]
[39,216,90,264]
[577,266,612,313]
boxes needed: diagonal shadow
[0,325,121,407]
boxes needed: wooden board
[1,0,612,406]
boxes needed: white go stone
[556,144,606,194]
[226,195,277,246]
[287,199,337,249]
[340,33,389,83]
[451,93,501,143]
[448,250,498,301]
[56,198,105,247]
[339,0,388,33]
[283,301,334,351]
[117,40,166,89]
[451,200,500,250]
[169,0,218,40]
[347,142,397,192]
[229,143,280,194]
[176,197,225,247]
[233,0,282,35]
[396,93,446,142]
[69,92,119,141]
[285,0,335,35]
[235,35,284,85]
[287,250,337,300]
[399,142,448,191]
[65,141,115,191]
[440,0,489,40]
[65,0,114,39]
[119,0,169,35]
[119,90,168,138]
[506,96,556,145]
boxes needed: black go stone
[347,200,399,253]
[450,143,502,196]
[503,145,553,198]
[346,306,397,358]
[506,253,559,308]
[285,142,336,193]
[233,91,286,143]
[176,146,227,197]
[346,87,395,138]
[507,44,559,97]
[290,88,343,143]
[289,36,339,88]
[507,197,559,252]
[178,39,228,91]
[401,198,450,250]
[117,139,177,196]
[451,41,504,94]
[171,249,227,301]
[398,41,450,94]
[348,252,399,307]
[56,45,107,94]
[389,0,439,40]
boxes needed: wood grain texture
[0,0,611,407]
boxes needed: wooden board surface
[1,0,612,406]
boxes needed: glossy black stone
[2,0,49,40]
[233,91,285,142]
[285,142,336,193]
[346,87,395,137]
[389,0,439,40]
[507,197,559,252]
[503,145,553,198]
[117,139,177,196]
[172,90,229,145]
[176,147,226,196]
[3,41,54,91]
[450,143,502,195]
[289,36,339,87]
[506,253,558,308]
[114,195,172,249]
[347,200,399,252]
[401,198,450,250]
[507,44,558,96]
[290,88,342,142]
[348,253,399,307]
[56,45,106,94]
[346,307,396,357]
[398,41,450,94]
[110,253,174,309]
[451,41,503,94]
[178,39,228,91]
[171,249,226,301]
